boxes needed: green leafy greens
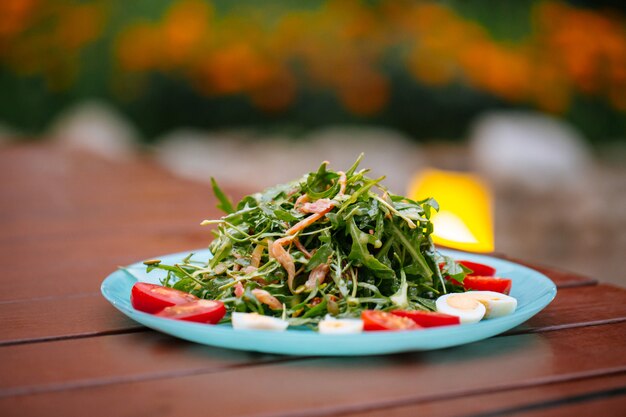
[147,155,467,326]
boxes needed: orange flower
[250,65,297,112]
[194,43,268,95]
[56,3,106,50]
[336,67,389,115]
[0,0,39,40]
[116,22,160,72]
[161,0,212,67]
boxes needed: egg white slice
[318,315,364,334]
[464,291,517,319]
[231,312,289,331]
[436,293,486,324]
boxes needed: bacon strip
[305,263,330,291]
[294,237,312,259]
[286,204,334,235]
[251,289,283,310]
[250,244,265,268]
[294,194,310,211]
[269,236,296,291]
[300,198,334,214]
[234,282,244,298]
[242,265,257,275]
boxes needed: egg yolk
[466,294,501,311]
[447,294,480,310]
[468,294,501,301]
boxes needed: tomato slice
[462,276,512,295]
[156,300,226,324]
[458,260,496,277]
[361,310,420,331]
[131,282,198,313]
[391,310,460,327]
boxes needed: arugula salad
[132,156,516,333]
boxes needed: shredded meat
[305,263,330,291]
[294,194,310,211]
[294,238,312,259]
[234,282,244,298]
[300,198,334,214]
[242,265,257,275]
[251,289,283,310]
[269,236,296,291]
[250,244,265,268]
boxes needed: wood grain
[3,283,624,347]
[346,372,626,417]
[0,331,286,397]
[510,283,626,334]
[0,285,622,396]
[0,294,143,346]
[1,321,625,417]
[1,144,620,417]
[0,145,246,301]
[503,256,598,288]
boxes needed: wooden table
[2,144,625,416]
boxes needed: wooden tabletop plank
[503,257,598,288]
[0,285,622,395]
[0,331,285,397]
[346,372,626,417]
[1,322,625,417]
[3,282,624,347]
[0,145,246,302]
[0,285,626,392]
[510,283,626,334]
[0,294,144,346]
[0,235,208,302]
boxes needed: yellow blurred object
[408,169,494,253]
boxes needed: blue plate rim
[101,248,557,356]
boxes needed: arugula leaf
[305,161,340,199]
[274,208,301,222]
[390,266,409,308]
[389,221,433,280]
[306,243,334,272]
[347,217,394,278]
[211,177,235,214]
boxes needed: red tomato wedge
[361,310,420,331]
[458,260,496,277]
[462,276,512,295]
[391,310,460,327]
[155,299,226,324]
[131,282,198,313]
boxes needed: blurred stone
[48,100,139,160]
[469,111,592,192]
[467,112,626,284]
[154,125,423,194]
[153,129,262,186]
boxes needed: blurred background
[1,0,625,285]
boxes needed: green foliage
[147,156,469,326]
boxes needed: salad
[131,155,516,333]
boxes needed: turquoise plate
[101,249,556,356]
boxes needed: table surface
[2,144,625,417]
